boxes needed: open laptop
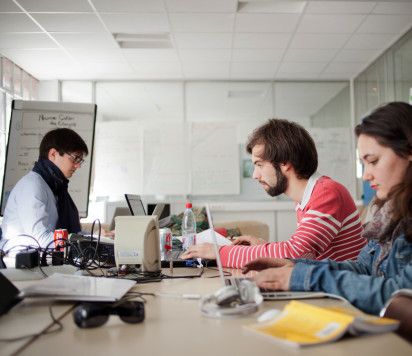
[124,194,171,228]
[204,204,330,301]
[0,272,135,315]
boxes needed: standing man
[182,119,365,268]
[1,128,88,250]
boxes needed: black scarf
[32,159,81,233]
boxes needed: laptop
[204,205,330,301]
[124,194,171,228]
[0,272,135,315]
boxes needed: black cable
[0,304,63,342]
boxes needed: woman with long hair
[243,101,412,315]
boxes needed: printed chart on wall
[1,100,96,217]
[93,121,141,199]
[191,122,239,195]
[309,127,355,197]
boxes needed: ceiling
[0,0,411,81]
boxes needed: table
[1,268,411,356]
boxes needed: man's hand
[102,229,115,238]
[232,235,266,246]
[181,243,217,260]
[253,266,294,291]
[242,257,294,274]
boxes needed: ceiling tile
[1,48,73,65]
[345,33,396,49]
[51,33,118,49]
[174,33,232,49]
[123,49,180,62]
[283,48,338,62]
[100,13,170,33]
[233,33,292,48]
[238,1,306,13]
[335,49,379,62]
[357,14,412,34]
[183,62,230,79]
[232,49,284,62]
[323,61,368,74]
[66,48,126,62]
[93,0,166,13]
[235,13,300,32]
[297,14,365,33]
[165,0,237,13]
[129,61,182,78]
[32,14,105,32]
[277,61,328,74]
[0,13,40,32]
[231,62,278,75]
[169,13,235,32]
[0,33,57,49]
[290,33,350,49]
[275,72,321,80]
[179,49,231,62]
[0,0,22,12]
[373,2,412,15]
[18,0,93,12]
[306,1,375,14]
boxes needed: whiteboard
[309,127,356,196]
[1,100,96,217]
[191,123,240,195]
[93,121,142,199]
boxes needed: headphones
[200,279,263,318]
[73,301,145,328]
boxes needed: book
[245,301,399,347]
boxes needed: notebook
[204,204,331,301]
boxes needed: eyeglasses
[73,301,145,328]
[67,153,85,165]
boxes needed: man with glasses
[1,128,88,249]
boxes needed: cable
[0,304,63,342]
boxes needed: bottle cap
[186,202,192,208]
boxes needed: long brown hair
[355,102,412,240]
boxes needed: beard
[266,166,288,197]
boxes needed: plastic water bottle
[182,202,196,251]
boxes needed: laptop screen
[124,194,146,216]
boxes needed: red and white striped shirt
[219,174,366,268]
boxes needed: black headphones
[73,301,145,328]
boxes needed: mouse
[257,309,281,323]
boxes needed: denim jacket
[289,234,412,315]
